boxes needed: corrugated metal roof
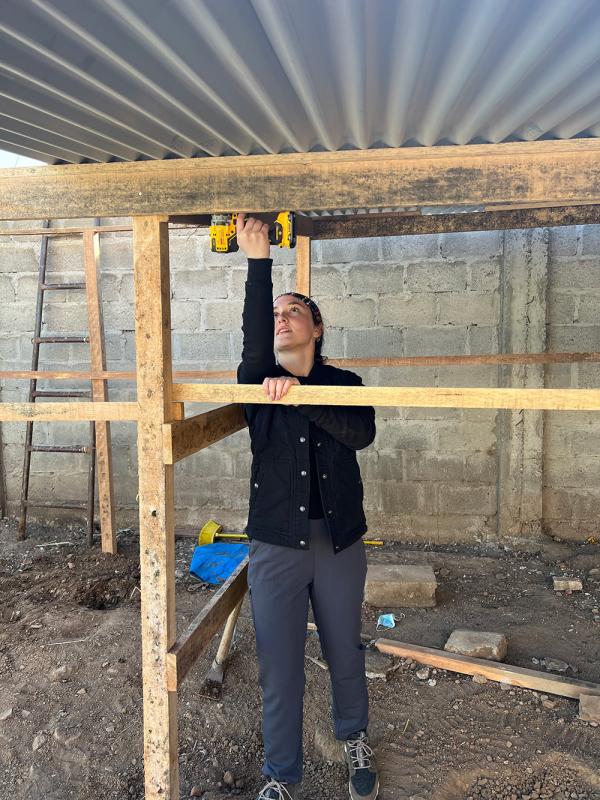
[1,0,600,166]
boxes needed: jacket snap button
[316,441,321,447]
[300,470,307,476]
[299,505,306,512]
[300,540,306,547]
[322,473,327,479]
[299,436,306,443]
[327,509,333,515]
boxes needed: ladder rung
[33,336,90,344]
[28,445,92,454]
[22,501,87,510]
[41,282,86,291]
[32,390,92,398]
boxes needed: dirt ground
[0,517,599,800]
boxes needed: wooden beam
[172,383,600,411]
[132,215,179,800]
[311,204,600,239]
[295,235,311,295]
[3,139,600,219]
[0,224,132,236]
[166,559,248,691]
[0,401,137,422]
[3,351,600,384]
[375,639,600,700]
[83,230,116,554]
[163,404,246,465]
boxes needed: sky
[0,148,44,167]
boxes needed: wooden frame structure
[2,138,600,799]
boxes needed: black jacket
[237,257,376,554]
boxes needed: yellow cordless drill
[209,211,296,253]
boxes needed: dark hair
[274,291,325,363]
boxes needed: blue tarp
[189,542,249,585]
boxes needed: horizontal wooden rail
[0,401,138,422]
[167,558,248,691]
[163,404,247,464]
[375,639,600,699]
[0,225,132,236]
[2,352,600,383]
[172,383,600,411]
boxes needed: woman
[236,213,379,800]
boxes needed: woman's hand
[236,212,271,259]
[262,376,300,401]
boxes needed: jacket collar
[277,359,326,383]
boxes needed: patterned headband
[274,292,323,326]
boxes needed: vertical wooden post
[295,235,311,295]
[83,230,117,553]
[132,215,179,800]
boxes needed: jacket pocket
[249,458,293,531]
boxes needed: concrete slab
[365,564,437,607]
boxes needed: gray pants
[248,517,369,784]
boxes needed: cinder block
[0,243,39,273]
[438,484,495,515]
[581,224,600,257]
[173,268,227,300]
[467,258,500,291]
[549,227,579,258]
[174,331,230,362]
[379,293,436,326]
[365,564,437,607]
[381,234,439,262]
[345,328,402,358]
[437,292,499,325]
[201,300,243,331]
[170,300,203,332]
[550,260,600,290]
[0,275,15,304]
[440,231,502,259]
[318,297,375,328]
[405,260,467,292]
[346,263,403,294]
[576,295,600,324]
[0,336,19,362]
[444,629,507,661]
[307,265,345,296]
[548,324,600,351]
[380,481,422,514]
[547,292,576,324]
[403,325,467,356]
[318,237,379,264]
[405,452,464,482]
[467,326,499,355]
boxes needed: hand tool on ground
[204,596,244,693]
[209,211,296,252]
[199,519,384,547]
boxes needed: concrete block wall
[0,219,598,544]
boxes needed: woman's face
[273,294,322,355]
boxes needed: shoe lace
[258,778,294,799]
[347,735,374,770]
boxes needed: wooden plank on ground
[375,639,600,699]
[133,214,179,800]
[166,558,248,691]
[83,230,116,554]
[172,383,600,411]
[0,402,137,422]
[3,139,600,219]
[163,404,246,465]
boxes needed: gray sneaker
[343,730,379,800]
[256,778,298,799]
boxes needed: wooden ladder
[18,220,116,553]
